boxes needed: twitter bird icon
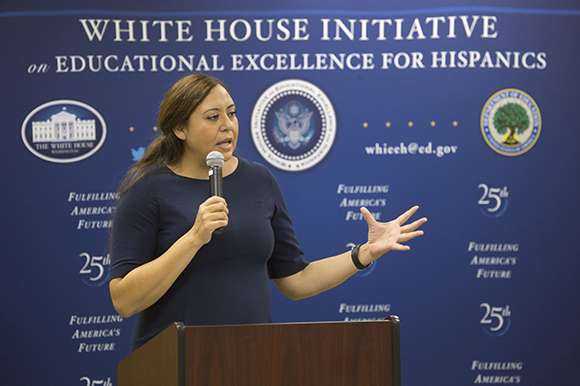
[131,147,145,161]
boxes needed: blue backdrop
[1,0,579,385]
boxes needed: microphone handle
[209,166,223,197]
[209,166,223,235]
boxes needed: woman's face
[175,85,238,166]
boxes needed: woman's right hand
[190,196,229,245]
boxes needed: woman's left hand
[361,206,427,262]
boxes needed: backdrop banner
[1,1,579,385]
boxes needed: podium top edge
[174,316,399,330]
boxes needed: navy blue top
[109,158,309,351]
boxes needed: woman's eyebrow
[203,104,235,114]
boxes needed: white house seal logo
[251,79,336,171]
[22,100,107,163]
[480,89,541,156]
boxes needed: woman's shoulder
[120,166,174,202]
[236,157,283,194]
[238,157,272,177]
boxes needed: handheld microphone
[206,151,225,235]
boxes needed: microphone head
[206,151,225,168]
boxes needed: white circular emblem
[21,100,107,163]
[251,79,336,171]
[480,89,541,156]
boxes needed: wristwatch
[351,244,372,270]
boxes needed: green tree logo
[493,103,530,145]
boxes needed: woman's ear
[173,125,187,141]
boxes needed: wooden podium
[118,316,401,386]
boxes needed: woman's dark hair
[119,74,228,195]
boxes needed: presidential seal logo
[481,89,541,156]
[251,79,336,171]
[22,100,107,163]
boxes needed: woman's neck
[169,156,239,180]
